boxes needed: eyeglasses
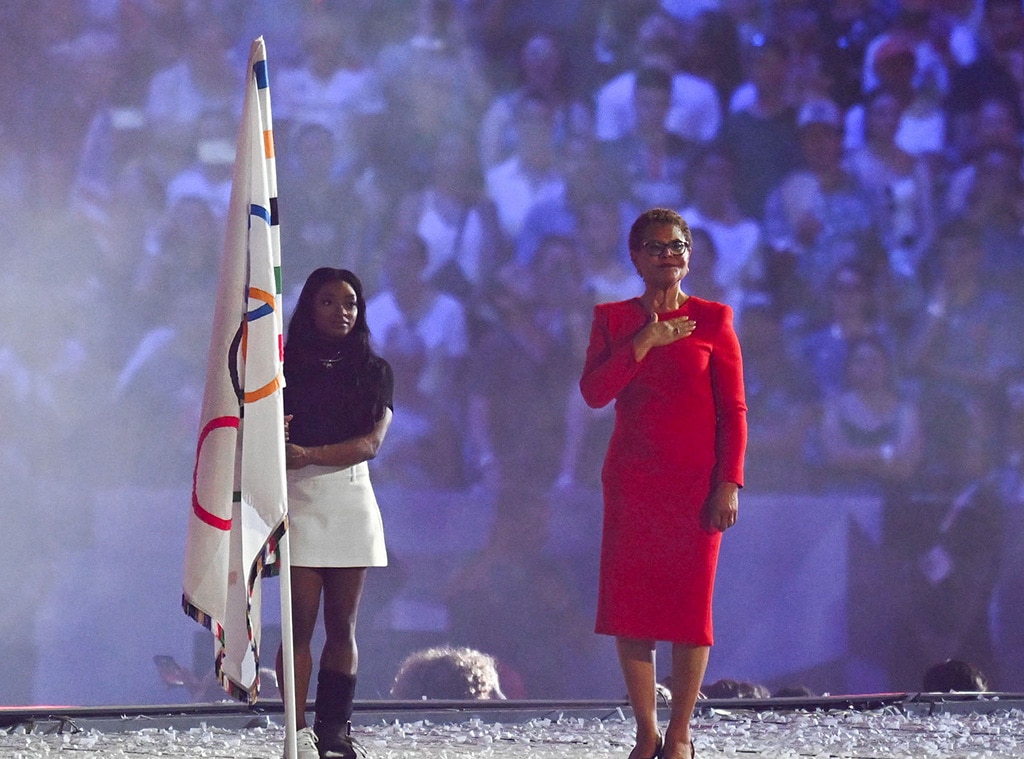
[640,240,690,257]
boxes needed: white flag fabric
[182,36,286,704]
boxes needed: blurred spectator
[719,36,802,219]
[922,659,990,692]
[819,336,924,497]
[583,0,667,88]
[945,145,1024,297]
[367,232,469,488]
[278,121,376,296]
[683,227,725,303]
[163,108,237,220]
[62,32,147,238]
[478,32,588,171]
[816,0,895,110]
[861,2,950,103]
[946,95,1021,177]
[273,11,384,174]
[144,13,242,137]
[116,0,195,105]
[740,293,817,492]
[763,98,879,316]
[485,95,568,240]
[398,130,505,300]
[100,152,168,334]
[942,120,1024,219]
[373,0,493,193]
[133,194,220,334]
[390,646,505,700]
[793,263,898,401]
[845,33,947,159]
[601,66,696,210]
[108,290,211,487]
[906,222,1019,486]
[935,0,987,69]
[514,133,628,269]
[467,238,590,487]
[554,201,640,491]
[846,87,937,328]
[458,0,596,91]
[774,4,835,106]
[947,0,1024,149]
[682,145,765,319]
[678,9,744,107]
[595,12,722,145]
[34,29,127,211]
[579,195,641,305]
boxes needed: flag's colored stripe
[269,196,279,226]
[192,494,232,531]
[244,373,282,403]
[274,265,282,295]
[248,302,273,321]
[253,59,269,89]
[248,286,275,307]
[263,129,274,159]
[250,203,271,226]
[191,416,239,531]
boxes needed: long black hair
[284,268,391,441]
[287,267,371,351]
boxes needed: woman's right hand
[633,313,696,361]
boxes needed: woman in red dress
[580,208,747,759]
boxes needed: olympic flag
[182,37,288,704]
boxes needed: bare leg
[276,566,324,729]
[663,643,709,759]
[320,567,367,675]
[616,636,661,759]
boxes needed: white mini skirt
[286,461,387,568]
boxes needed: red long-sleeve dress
[580,296,747,645]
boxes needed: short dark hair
[628,207,690,252]
[922,659,989,692]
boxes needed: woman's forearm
[287,409,392,469]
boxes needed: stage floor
[2,696,1022,758]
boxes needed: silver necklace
[318,351,344,369]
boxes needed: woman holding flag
[277,267,394,759]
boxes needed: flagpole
[278,529,299,759]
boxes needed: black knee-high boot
[313,669,360,758]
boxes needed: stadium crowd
[1,0,1023,701]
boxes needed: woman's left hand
[701,482,739,533]
[285,443,309,469]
